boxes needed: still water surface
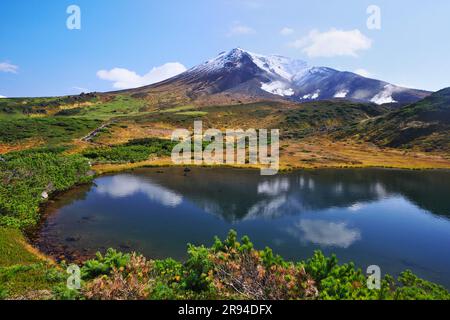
[37,168,450,287]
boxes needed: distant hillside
[340,88,450,152]
[282,100,389,139]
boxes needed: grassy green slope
[282,100,389,139]
[340,88,450,152]
[0,94,97,118]
[0,117,100,145]
[0,226,65,299]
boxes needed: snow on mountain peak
[246,51,309,81]
[225,49,312,97]
[190,48,250,73]
[195,48,309,81]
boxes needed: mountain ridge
[118,48,431,106]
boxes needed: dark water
[36,167,450,288]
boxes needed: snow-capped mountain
[130,48,430,105]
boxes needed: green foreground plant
[77,231,450,300]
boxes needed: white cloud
[290,28,372,58]
[97,175,183,207]
[0,62,18,73]
[280,27,294,36]
[0,95,6,98]
[97,62,187,89]
[287,219,361,248]
[227,22,256,37]
[354,68,372,78]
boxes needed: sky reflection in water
[37,167,450,288]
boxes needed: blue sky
[1,0,449,97]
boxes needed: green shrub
[394,270,450,300]
[83,145,153,163]
[0,285,8,299]
[82,138,177,164]
[0,150,93,228]
[52,284,83,300]
[183,245,214,292]
[0,117,100,144]
[81,249,130,280]
[303,251,339,283]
